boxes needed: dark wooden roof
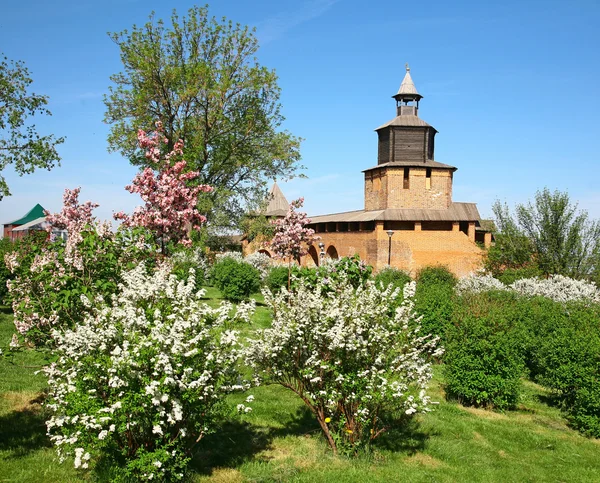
[375,115,433,131]
[363,160,457,172]
[309,202,481,223]
[476,219,496,232]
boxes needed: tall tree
[488,189,600,279]
[0,54,64,199]
[104,6,302,228]
[516,188,600,277]
[485,200,535,275]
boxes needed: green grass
[1,294,600,482]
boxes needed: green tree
[488,189,600,279]
[516,188,600,277]
[0,54,64,199]
[485,200,536,275]
[104,6,302,229]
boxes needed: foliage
[5,306,600,481]
[455,273,507,296]
[457,273,600,305]
[171,246,209,291]
[285,256,372,296]
[214,251,244,264]
[246,278,442,455]
[416,265,457,288]
[269,198,317,262]
[43,263,255,481]
[264,266,289,294]
[5,188,157,345]
[329,255,373,288]
[104,6,302,228]
[241,213,275,243]
[374,266,411,291]
[0,237,21,303]
[529,303,600,437]
[114,125,213,249]
[489,190,600,279]
[496,265,543,285]
[516,188,600,277]
[211,257,261,302]
[244,251,273,280]
[414,266,457,344]
[485,201,536,276]
[444,293,526,409]
[0,54,64,199]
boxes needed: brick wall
[246,223,483,278]
[365,167,452,210]
[299,222,483,278]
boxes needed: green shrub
[7,228,155,346]
[497,265,543,285]
[171,247,208,292]
[417,265,457,288]
[374,266,411,290]
[414,283,455,342]
[212,257,260,302]
[531,304,600,435]
[571,385,600,438]
[0,236,22,304]
[264,266,290,293]
[332,254,373,288]
[413,266,458,342]
[444,294,525,410]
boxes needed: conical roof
[394,64,422,100]
[264,182,289,217]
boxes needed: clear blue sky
[1,0,599,226]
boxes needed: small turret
[392,64,423,116]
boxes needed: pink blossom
[269,198,319,261]
[44,187,101,268]
[116,124,212,247]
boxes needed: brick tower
[364,64,456,211]
[246,66,492,277]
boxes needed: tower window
[426,168,431,190]
[403,168,410,189]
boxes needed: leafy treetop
[0,54,64,199]
[104,6,302,229]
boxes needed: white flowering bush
[214,251,244,264]
[43,263,254,481]
[244,251,273,280]
[171,246,209,287]
[213,251,272,280]
[509,274,600,304]
[456,273,508,295]
[457,273,600,305]
[246,278,442,455]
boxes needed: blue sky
[1,0,599,226]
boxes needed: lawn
[1,292,599,483]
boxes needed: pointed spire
[397,63,420,96]
[264,182,289,217]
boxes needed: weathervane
[405,63,410,72]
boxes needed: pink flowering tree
[45,187,104,268]
[269,198,319,288]
[7,186,158,345]
[114,124,213,251]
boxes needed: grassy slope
[0,311,81,482]
[1,291,599,483]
